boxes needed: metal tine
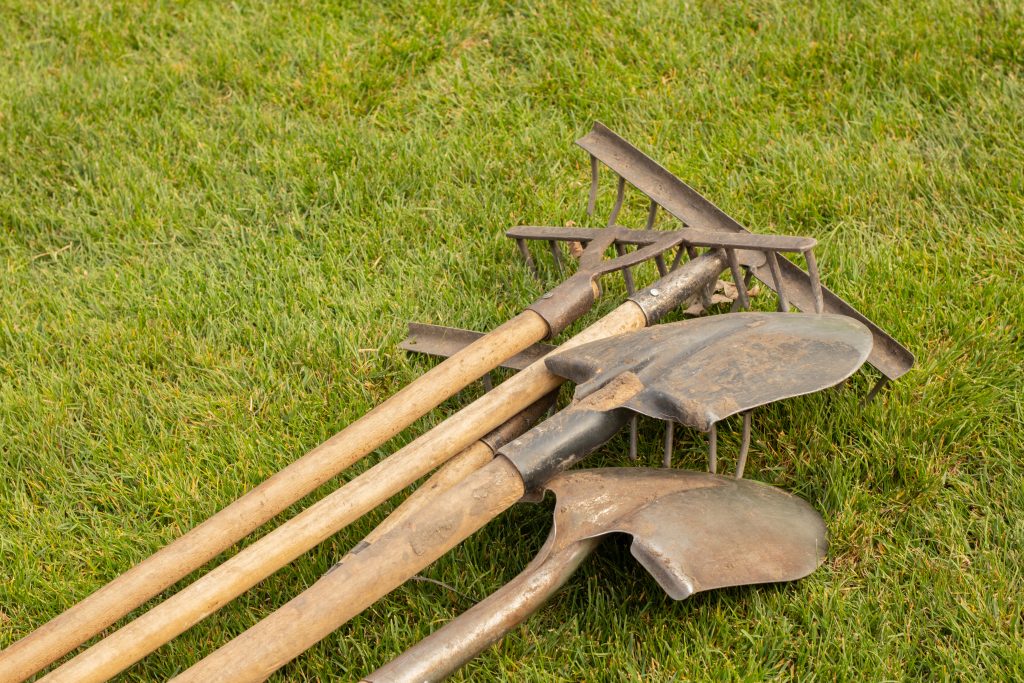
[515,238,540,280]
[803,248,825,314]
[662,421,674,468]
[587,154,599,216]
[628,414,638,461]
[607,175,626,227]
[731,267,755,312]
[735,411,752,479]
[644,199,659,230]
[548,240,563,276]
[708,422,718,474]
[726,248,751,311]
[669,244,685,272]
[765,250,789,312]
[654,254,668,277]
[861,376,889,408]
[614,242,636,294]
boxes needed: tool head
[546,312,872,431]
[544,468,827,600]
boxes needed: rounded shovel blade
[545,468,828,600]
[545,313,872,431]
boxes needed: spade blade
[546,468,827,601]
[545,313,872,431]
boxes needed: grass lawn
[1,0,1022,680]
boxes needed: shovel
[171,311,871,681]
[3,156,827,683]
[365,466,828,682]
[0,220,679,683]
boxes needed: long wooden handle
[0,312,548,683]
[36,305,644,683]
[354,441,495,551]
[172,458,527,683]
[23,251,726,683]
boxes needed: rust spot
[575,372,643,411]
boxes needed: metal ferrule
[526,272,597,339]
[497,405,631,501]
[628,250,728,325]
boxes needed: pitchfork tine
[662,421,674,468]
[735,411,752,479]
[708,423,718,474]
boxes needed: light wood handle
[36,305,645,683]
[1,312,548,683]
[172,458,526,683]
[356,441,495,550]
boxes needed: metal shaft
[364,536,601,683]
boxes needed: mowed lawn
[1,0,1021,680]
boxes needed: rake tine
[548,240,563,275]
[804,249,824,314]
[862,376,889,407]
[645,199,659,229]
[765,250,789,312]
[654,253,668,277]
[730,267,755,312]
[515,238,539,279]
[670,244,685,271]
[607,175,626,226]
[735,411,752,479]
[726,248,750,311]
[614,242,636,294]
[587,154,599,216]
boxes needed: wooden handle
[172,458,526,683]
[35,305,646,683]
[1,312,548,683]
[356,441,495,551]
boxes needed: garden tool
[169,311,871,682]
[0,216,676,683]
[0,144,753,683]
[365,467,827,682]
[6,123,908,683]
[35,253,730,683]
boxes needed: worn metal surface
[574,121,914,382]
[364,468,826,682]
[545,312,873,431]
[523,226,685,336]
[501,312,871,494]
[628,249,728,324]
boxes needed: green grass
[1,0,1022,680]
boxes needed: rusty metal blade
[546,468,827,599]
[545,313,872,431]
